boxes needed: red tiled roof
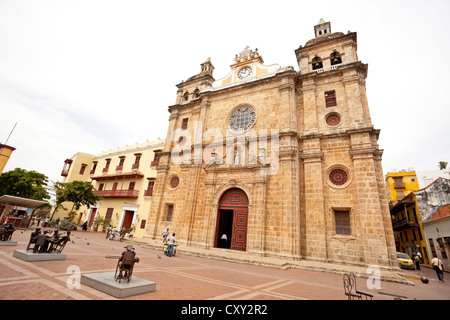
[429,204,450,222]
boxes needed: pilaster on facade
[140,20,398,275]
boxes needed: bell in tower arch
[330,51,342,65]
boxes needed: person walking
[431,257,445,282]
[414,251,421,270]
[129,224,135,239]
[166,233,176,257]
[105,225,112,240]
[162,228,169,243]
[120,226,126,241]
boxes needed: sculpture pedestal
[0,240,17,246]
[81,272,156,298]
[13,249,67,261]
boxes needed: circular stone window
[325,113,341,127]
[229,106,257,133]
[329,168,348,186]
[169,176,179,189]
[326,165,352,189]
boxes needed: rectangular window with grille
[325,90,337,108]
[429,238,437,258]
[335,210,351,235]
[182,118,189,129]
[166,204,174,222]
[437,238,448,259]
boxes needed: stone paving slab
[0,228,449,304]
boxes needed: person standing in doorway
[220,233,228,248]
[431,257,445,282]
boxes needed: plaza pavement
[0,227,449,302]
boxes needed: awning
[0,195,47,209]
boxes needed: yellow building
[385,171,419,201]
[0,144,15,175]
[385,171,429,264]
[56,139,164,239]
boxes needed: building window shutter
[325,90,337,107]
[335,210,351,235]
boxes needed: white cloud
[1,0,449,184]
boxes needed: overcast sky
[1,0,449,186]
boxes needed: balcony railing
[93,189,139,198]
[392,218,419,230]
[61,169,69,177]
[144,189,153,197]
[150,159,160,167]
[330,63,342,70]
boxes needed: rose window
[229,106,257,132]
[329,169,348,186]
[170,176,179,189]
[326,113,341,127]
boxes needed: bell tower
[294,19,397,268]
[314,18,331,37]
[175,57,215,104]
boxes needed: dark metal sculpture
[26,228,70,254]
[343,273,373,300]
[115,245,139,283]
[0,223,16,241]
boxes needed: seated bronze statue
[115,245,139,283]
[0,223,16,241]
[26,229,70,254]
[26,228,42,251]
[48,231,71,253]
[33,232,51,253]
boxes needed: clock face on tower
[238,67,252,79]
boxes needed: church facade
[144,20,398,270]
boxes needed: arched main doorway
[215,188,249,251]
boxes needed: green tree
[55,180,101,219]
[0,168,50,201]
[438,161,448,170]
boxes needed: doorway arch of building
[215,188,249,251]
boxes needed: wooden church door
[217,188,249,251]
